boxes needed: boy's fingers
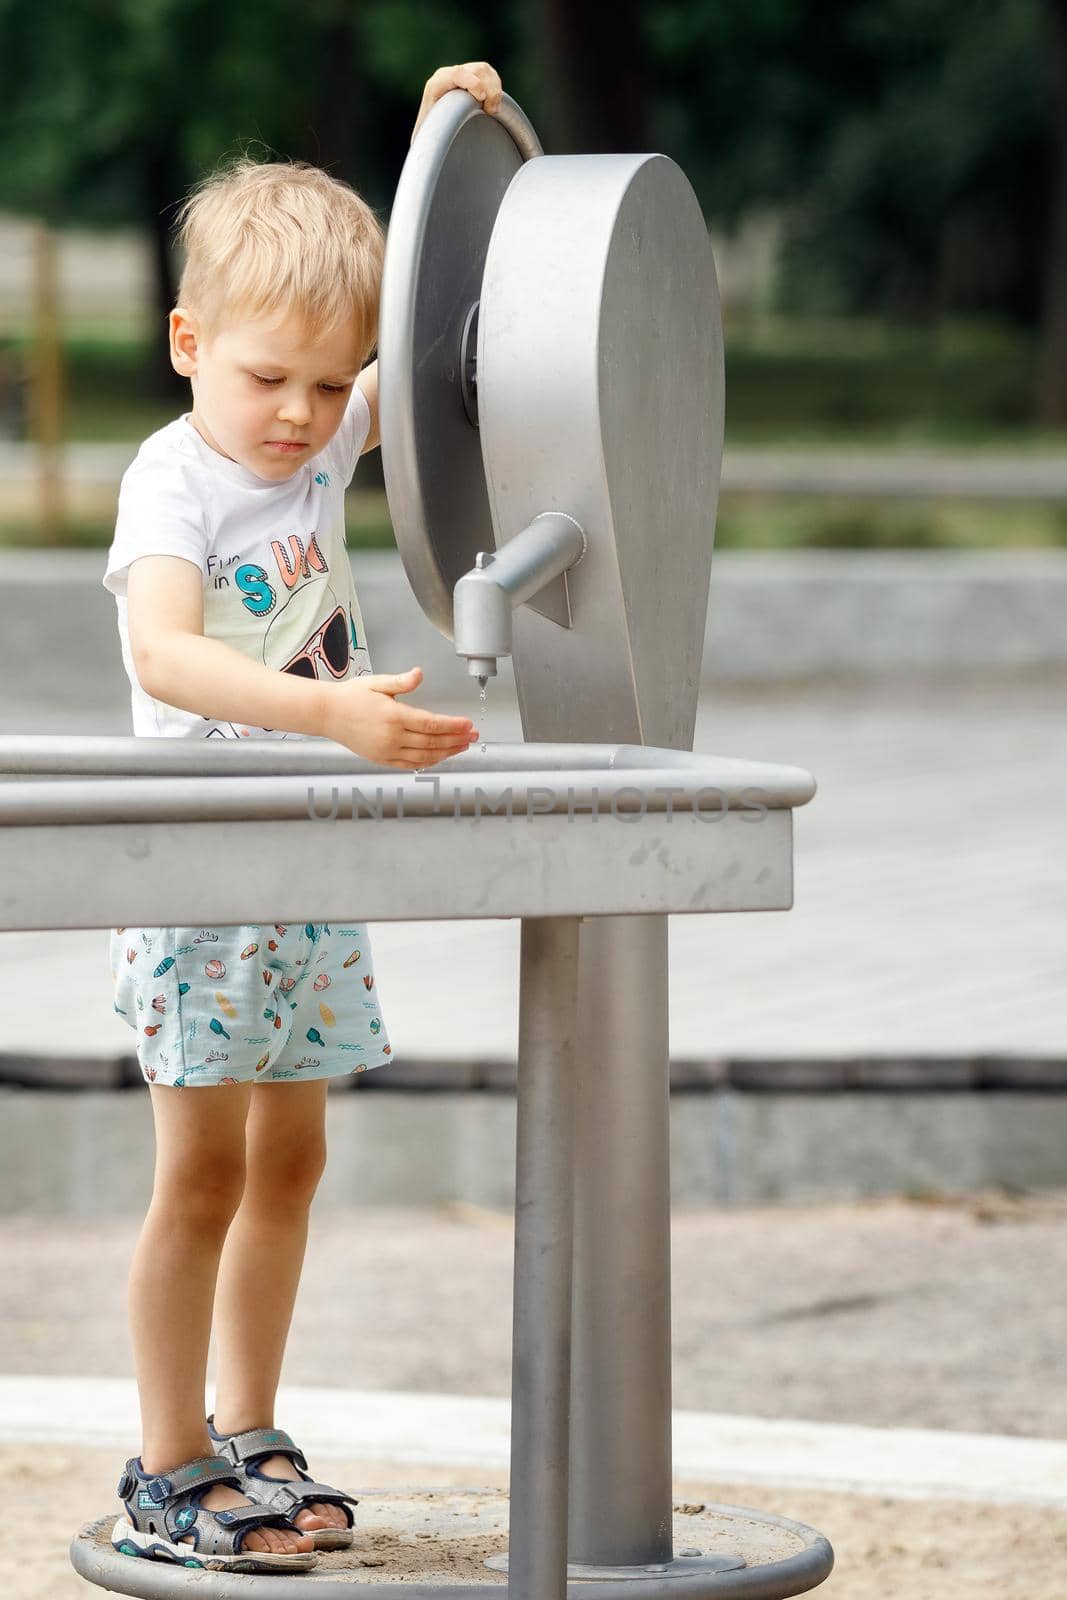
[403,730,478,751]
[364,668,421,695]
[397,746,471,767]
[468,65,502,111]
[434,62,502,114]
[402,711,476,734]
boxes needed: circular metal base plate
[378,90,541,641]
[71,1488,833,1598]
[483,1551,745,1580]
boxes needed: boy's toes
[239,1528,271,1553]
[278,1527,315,1554]
[293,1506,328,1531]
[242,1526,313,1554]
[311,1502,347,1529]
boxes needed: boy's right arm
[127,555,477,769]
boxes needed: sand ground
[4,1194,1067,1598]
[5,1447,1066,1600]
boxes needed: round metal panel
[476,152,724,748]
[378,89,542,640]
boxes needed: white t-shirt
[102,383,375,740]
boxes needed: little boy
[102,62,502,1574]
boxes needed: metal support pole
[568,913,673,1566]
[508,915,580,1600]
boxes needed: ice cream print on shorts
[109,921,392,1087]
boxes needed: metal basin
[0,736,815,928]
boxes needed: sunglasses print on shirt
[280,606,352,681]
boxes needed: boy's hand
[411,62,503,145]
[320,665,478,770]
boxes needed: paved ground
[4,1191,1067,1440]
[3,674,1066,1061]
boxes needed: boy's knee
[155,1153,246,1230]
[248,1141,328,1208]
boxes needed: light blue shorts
[109,921,392,1087]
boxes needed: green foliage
[724,319,1038,439]
[0,0,1059,378]
[0,0,525,224]
[644,0,1054,322]
[781,0,1054,319]
[714,496,1067,551]
[359,1,482,92]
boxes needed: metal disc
[475,152,724,747]
[71,1492,834,1597]
[378,89,542,641]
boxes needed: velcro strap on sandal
[164,1497,295,1551]
[207,1503,295,1529]
[215,1426,308,1473]
[252,1478,359,1520]
[148,1456,242,1500]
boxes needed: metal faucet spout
[453,511,586,677]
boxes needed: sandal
[112,1453,318,1573]
[207,1414,359,1550]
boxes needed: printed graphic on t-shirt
[199,528,371,737]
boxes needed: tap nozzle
[453,512,586,682]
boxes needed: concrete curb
[3,1052,1067,1091]
[2,1375,1064,1508]
[8,1084,1067,1212]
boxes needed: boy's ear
[169,308,201,377]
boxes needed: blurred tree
[644,0,1065,420]
[531,0,649,153]
[1,0,1065,420]
[1040,0,1067,421]
[644,0,1046,307]
[0,0,520,387]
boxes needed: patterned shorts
[108,921,392,1087]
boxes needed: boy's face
[170,308,363,481]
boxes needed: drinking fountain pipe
[448,130,724,1571]
[373,85,831,1600]
[452,512,587,680]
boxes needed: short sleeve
[319,379,372,487]
[102,453,210,599]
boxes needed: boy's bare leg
[211,1077,347,1534]
[128,1080,311,1557]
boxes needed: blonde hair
[174,157,386,359]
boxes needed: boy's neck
[188,409,236,464]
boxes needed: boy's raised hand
[411,62,503,145]
[320,665,479,770]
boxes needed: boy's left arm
[356,362,380,455]
[357,61,503,457]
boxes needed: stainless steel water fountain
[0,89,831,1600]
